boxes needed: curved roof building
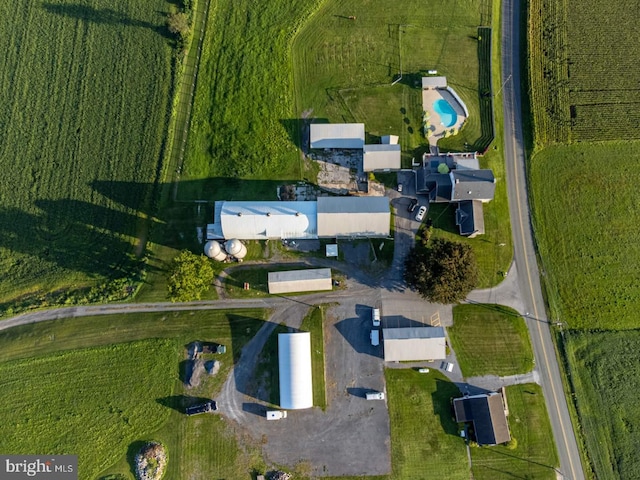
[278,332,313,410]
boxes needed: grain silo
[204,241,227,261]
[225,239,247,260]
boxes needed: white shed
[268,268,332,294]
[278,332,313,410]
[382,327,447,361]
[363,144,401,171]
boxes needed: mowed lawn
[293,0,485,154]
[529,142,640,330]
[449,304,534,377]
[471,384,559,479]
[0,0,174,306]
[385,369,468,479]
[0,310,269,478]
[564,331,640,480]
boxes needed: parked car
[407,198,418,212]
[418,368,430,373]
[397,183,403,192]
[266,410,287,420]
[441,362,455,372]
[372,308,380,327]
[366,391,385,400]
[370,329,380,346]
[415,206,427,221]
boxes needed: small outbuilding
[382,327,447,362]
[453,391,511,445]
[268,268,332,294]
[363,144,401,171]
[422,76,448,89]
[310,123,365,149]
[278,332,313,410]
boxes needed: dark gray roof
[416,171,452,202]
[451,170,496,201]
[456,200,485,236]
[453,392,510,445]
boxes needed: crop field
[181,0,324,194]
[0,0,173,309]
[471,384,559,479]
[449,304,534,377]
[528,0,640,145]
[0,309,269,478]
[564,330,640,480]
[294,0,488,156]
[529,142,640,330]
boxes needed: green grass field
[300,306,327,409]
[293,0,486,157]
[179,0,325,197]
[385,369,468,479]
[564,330,640,480]
[471,384,559,479]
[529,142,640,330]
[449,304,534,377]
[0,309,269,479]
[0,0,174,308]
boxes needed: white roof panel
[278,333,313,409]
[310,123,365,149]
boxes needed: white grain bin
[204,240,227,261]
[225,238,247,260]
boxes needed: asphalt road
[501,0,585,478]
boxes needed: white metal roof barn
[309,123,365,149]
[363,144,401,171]
[382,327,447,362]
[317,196,390,237]
[268,268,332,294]
[278,332,313,409]
[216,201,317,240]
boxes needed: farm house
[278,332,313,410]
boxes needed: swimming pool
[433,98,457,128]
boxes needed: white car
[442,362,454,372]
[370,330,380,346]
[366,391,385,400]
[372,308,380,327]
[397,183,403,192]
[415,206,427,221]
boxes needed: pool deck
[422,87,467,146]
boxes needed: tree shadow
[432,378,463,436]
[41,3,172,40]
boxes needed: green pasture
[564,330,640,480]
[529,142,640,330]
[471,384,559,479]
[0,309,268,479]
[449,304,534,377]
[0,0,174,307]
[180,0,325,195]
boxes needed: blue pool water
[433,98,457,128]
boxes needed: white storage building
[317,197,390,237]
[382,327,447,362]
[268,268,332,294]
[363,144,401,171]
[310,123,365,149]
[278,332,313,410]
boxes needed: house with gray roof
[453,391,511,446]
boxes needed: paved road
[501,0,584,478]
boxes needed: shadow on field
[42,3,172,40]
[156,395,213,413]
[433,378,463,436]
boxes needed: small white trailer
[266,410,288,420]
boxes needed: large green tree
[404,239,478,303]
[167,250,214,302]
